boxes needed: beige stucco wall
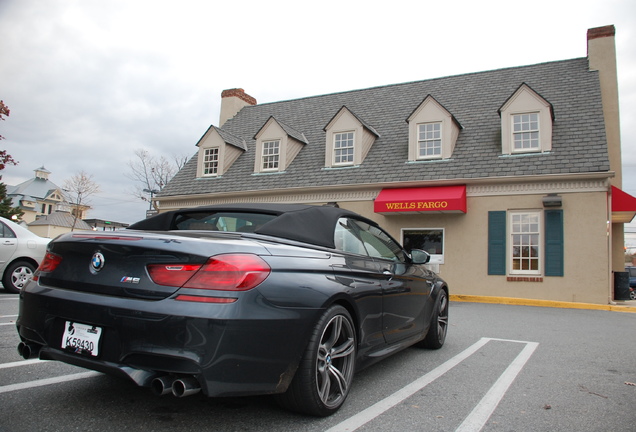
[20,210,37,224]
[29,224,93,238]
[333,189,610,304]
[587,27,625,274]
[156,176,614,304]
[29,224,65,238]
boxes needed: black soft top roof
[128,203,379,249]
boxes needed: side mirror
[410,249,431,264]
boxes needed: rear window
[628,267,636,277]
[173,212,277,233]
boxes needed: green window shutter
[544,209,564,276]
[488,211,506,275]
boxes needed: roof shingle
[160,58,609,198]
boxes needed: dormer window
[324,107,379,168]
[499,83,553,155]
[196,126,246,178]
[407,95,461,161]
[254,117,307,174]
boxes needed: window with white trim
[333,132,355,165]
[417,122,442,159]
[407,96,460,161]
[402,228,444,264]
[512,113,539,152]
[510,211,541,274]
[262,140,280,171]
[499,84,553,155]
[203,148,219,176]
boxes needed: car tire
[276,305,356,417]
[417,289,449,349]
[2,260,36,294]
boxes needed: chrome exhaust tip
[151,375,175,396]
[172,376,201,397]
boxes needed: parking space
[1,294,635,431]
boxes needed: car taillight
[33,251,63,281]
[147,254,271,291]
[147,264,202,287]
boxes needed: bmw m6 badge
[120,276,140,284]
[90,252,105,274]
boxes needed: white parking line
[455,339,539,432]
[0,359,41,369]
[325,337,538,432]
[0,371,101,394]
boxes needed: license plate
[61,321,102,356]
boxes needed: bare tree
[126,149,189,210]
[173,153,189,171]
[63,171,101,231]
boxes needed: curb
[450,294,636,313]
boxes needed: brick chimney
[587,25,621,187]
[219,88,257,127]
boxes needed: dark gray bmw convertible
[17,203,448,416]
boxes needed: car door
[0,220,17,269]
[350,219,434,345]
[333,218,385,355]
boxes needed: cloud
[0,0,635,223]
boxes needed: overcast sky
[0,0,635,225]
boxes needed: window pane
[334,132,354,164]
[351,220,405,262]
[334,218,367,255]
[510,211,541,274]
[512,113,539,151]
[203,148,219,175]
[403,228,444,264]
[262,140,280,170]
[417,122,442,158]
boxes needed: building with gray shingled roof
[27,210,93,238]
[7,167,106,237]
[6,167,93,225]
[154,26,635,305]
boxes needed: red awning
[375,186,466,214]
[611,186,636,223]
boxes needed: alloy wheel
[315,313,355,409]
[436,292,449,344]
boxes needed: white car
[0,216,50,293]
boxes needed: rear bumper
[17,284,320,397]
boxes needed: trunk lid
[37,231,271,300]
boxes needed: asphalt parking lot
[1,292,635,432]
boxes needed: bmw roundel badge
[90,252,105,274]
